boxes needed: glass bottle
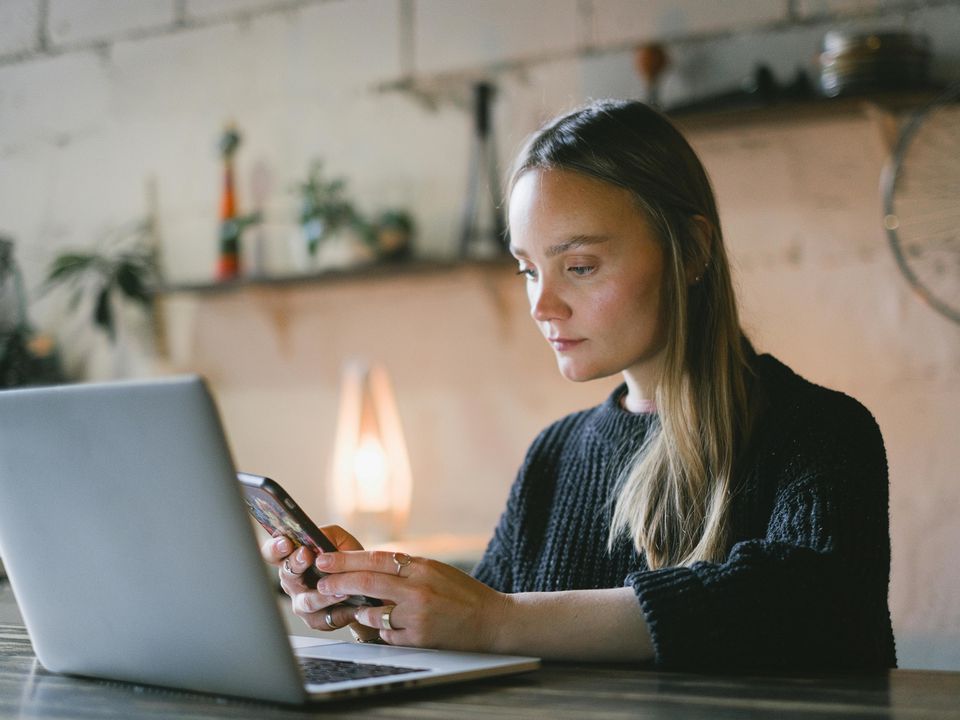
[459,82,508,259]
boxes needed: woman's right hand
[260,525,377,638]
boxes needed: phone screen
[243,485,325,553]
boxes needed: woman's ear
[686,215,714,285]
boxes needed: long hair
[509,100,753,568]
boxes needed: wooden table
[2,623,959,719]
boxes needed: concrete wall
[2,0,960,669]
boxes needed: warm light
[329,361,412,542]
[353,436,389,513]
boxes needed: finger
[291,591,348,617]
[319,524,364,552]
[261,535,295,566]
[279,546,317,595]
[349,624,384,644]
[353,604,403,632]
[327,604,363,631]
[296,606,346,632]
[315,549,419,578]
[350,606,410,647]
[292,600,361,633]
[315,570,402,602]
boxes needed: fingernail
[315,554,333,568]
[295,547,309,563]
[334,594,347,599]
[275,537,292,554]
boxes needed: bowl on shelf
[818,30,931,97]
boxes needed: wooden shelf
[155,90,946,299]
[156,256,516,297]
[669,90,943,132]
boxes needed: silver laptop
[0,376,538,704]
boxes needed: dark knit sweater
[473,354,896,672]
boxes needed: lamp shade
[328,361,412,542]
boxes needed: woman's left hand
[315,550,509,652]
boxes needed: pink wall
[162,109,960,670]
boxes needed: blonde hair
[509,100,754,568]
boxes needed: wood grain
[2,622,960,719]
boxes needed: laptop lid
[0,376,310,703]
[0,377,538,704]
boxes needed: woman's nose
[530,279,571,322]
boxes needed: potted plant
[294,161,375,270]
[41,219,159,378]
[372,209,415,262]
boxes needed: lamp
[328,361,412,544]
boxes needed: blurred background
[1,0,958,670]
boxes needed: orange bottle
[217,125,241,280]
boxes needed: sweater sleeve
[471,428,547,592]
[625,396,896,672]
[472,417,572,592]
[471,474,521,592]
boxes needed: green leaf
[93,288,114,341]
[43,253,96,289]
[233,211,262,232]
[114,262,151,307]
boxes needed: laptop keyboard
[298,657,427,685]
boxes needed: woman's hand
[265,538,653,660]
[314,551,510,652]
[259,525,378,639]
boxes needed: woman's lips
[548,337,585,351]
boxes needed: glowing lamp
[329,361,412,543]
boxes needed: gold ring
[324,611,340,630]
[392,552,412,576]
[381,606,395,632]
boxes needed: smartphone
[237,472,380,607]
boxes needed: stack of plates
[818,30,930,97]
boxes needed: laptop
[0,376,539,704]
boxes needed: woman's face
[508,168,668,385]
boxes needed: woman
[263,100,896,671]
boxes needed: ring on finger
[392,552,413,577]
[283,558,297,575]
[381,605,397,632]
[325,610,341,630]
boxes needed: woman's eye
[516,267,537,280]
[568,265,596,277]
